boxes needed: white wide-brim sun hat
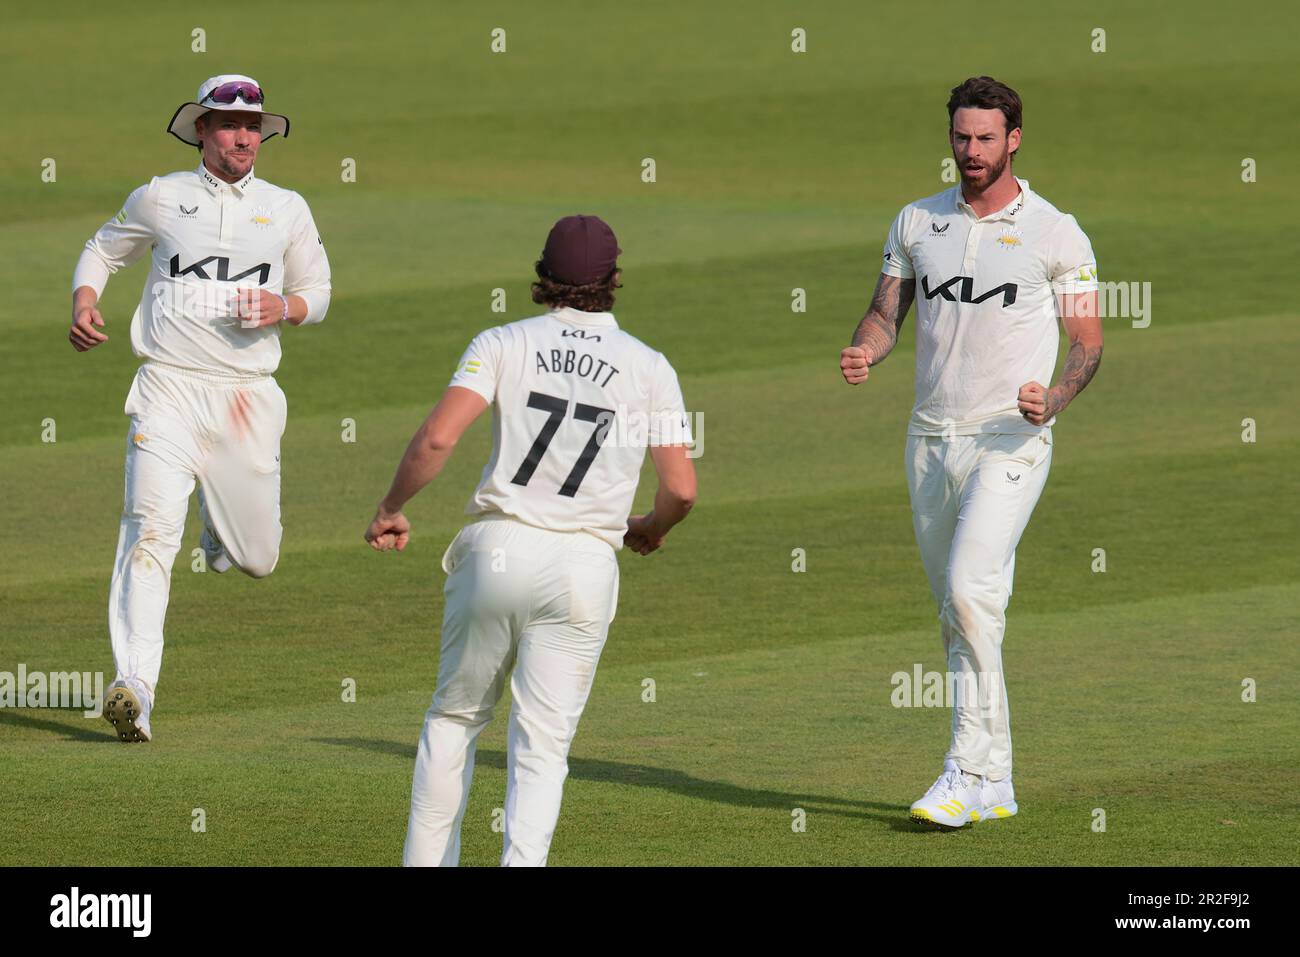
[167,73,290,147]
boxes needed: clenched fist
[1017,380,1059,426]
[623,514,665,556]
[840,346,873,385]
[365,506,411,552]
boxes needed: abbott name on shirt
[448,306,692,549]
[880,177,1098,435]
[72,164,331,376]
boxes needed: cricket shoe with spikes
[909,761,984,827]
[980,776,1018,821]
[102,678,153,743]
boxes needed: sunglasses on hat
[202,82,265,106]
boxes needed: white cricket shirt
[880,177,1098,434]
[447,307,692,549]
[73,163,331,376]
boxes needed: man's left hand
[1017,380,1063,426]
[235,288,287,328]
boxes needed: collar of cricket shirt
[551,306,619,328]
[956,176,1031,223]
[197,162,255,196]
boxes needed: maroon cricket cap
[540,215,621,285]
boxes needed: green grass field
[2,0,1297,865]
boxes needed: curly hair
[531,260,622,312]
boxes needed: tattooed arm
[1018,291,1103,425]
[840,274,916,385]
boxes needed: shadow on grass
[313,736,942,833]
[0,709,112,743]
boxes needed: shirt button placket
[219,188,232,248]
[963,221,981,273]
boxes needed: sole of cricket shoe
[981,801,1018,820]
[909,806,980,828]
[102,684,151,743]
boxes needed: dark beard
[960,151,1009,192]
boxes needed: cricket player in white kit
[365,215,697,866]
[841,78,1103,826]
[69,75,331,742]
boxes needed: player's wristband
[277,293,289,324]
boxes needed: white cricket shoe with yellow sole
[980,776,1018,820]
[909,762,984,827]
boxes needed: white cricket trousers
[403,517,620,868]
[108,362,287,692]
[905,429,1052,782]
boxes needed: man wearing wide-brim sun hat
[68,73,331,744]
[167,73,291,146]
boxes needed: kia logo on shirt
[921,275,1019,308]
[169,254,271,285]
